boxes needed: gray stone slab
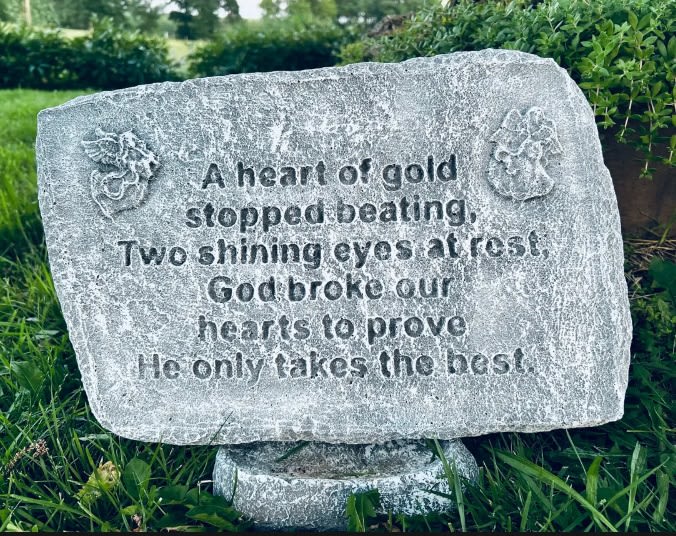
[213,440,478,530]
[37,49,632,445]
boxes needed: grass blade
[496,451,617,532]
[585,456,603,506]
[433,439,466,532]
[625,442,642,531]
[519,489,532,531]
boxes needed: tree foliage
[260,0,281,18]
[336,0,426,25]
[261,0,337,19]
[47,0,161,32]
[189,16,351,76]
[169,0,241,40]
[261,0,425,26]
[0,0,11,22]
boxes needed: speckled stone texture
[213,440,478,530]
[37,49,631,446]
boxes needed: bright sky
[158,1,263,20]
[238,0,263,19]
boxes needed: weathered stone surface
[37,49,632,445]
[213,440,478,530]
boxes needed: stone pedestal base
[213,440,478,530]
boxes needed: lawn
[0,89,674,531]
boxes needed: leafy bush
[0,20,177,90]
[340,0,675,176]
[0,25,76,88]
[68,20,177,89]
[189,17,352,77]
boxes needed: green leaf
[184,488,201,507]
[119,505,138,516]
[155,511,194,530]
[648,259,676,305]
[668,35,676,58]
[274,441,309,462]
[192,492,240,520]
[625,442,645,531]
[157,484,188,505]
[434,438,466,531]
[627,11,638,29]
[586,456,603,505]
[519,490,532,531]
[657,40,667,57]
[186,502,239,530]
[76,461,120,506]
[653,470,669,523]
[638,13,653,30]
[10,361,44,394]
[496,451,617,531]
[122,458,151,500]
[346,489,380,532]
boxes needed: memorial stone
[37,49,632,528]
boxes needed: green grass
[0,89,674,531]
[0,90,85,257]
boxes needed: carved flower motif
[487,107,562,200]
[82,128,159,218]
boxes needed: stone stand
[213,440,478,531]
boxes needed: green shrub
[340,0,676,176]
[69,19,178,89]
[0,20,177,90]
[0,25,77,88]
[189,17,352,77]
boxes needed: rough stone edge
[36,49,555,118]
[568,73,632,418]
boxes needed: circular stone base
[213,440,478,530]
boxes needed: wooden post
[24,0,32,26]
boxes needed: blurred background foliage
[1,0,672,177]
[0,0,428,84]
[188,15,351,76]
[0,0,163,33]
[0,19,176,89]
[0,0,427,37]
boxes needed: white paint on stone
[37,49,632,445]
